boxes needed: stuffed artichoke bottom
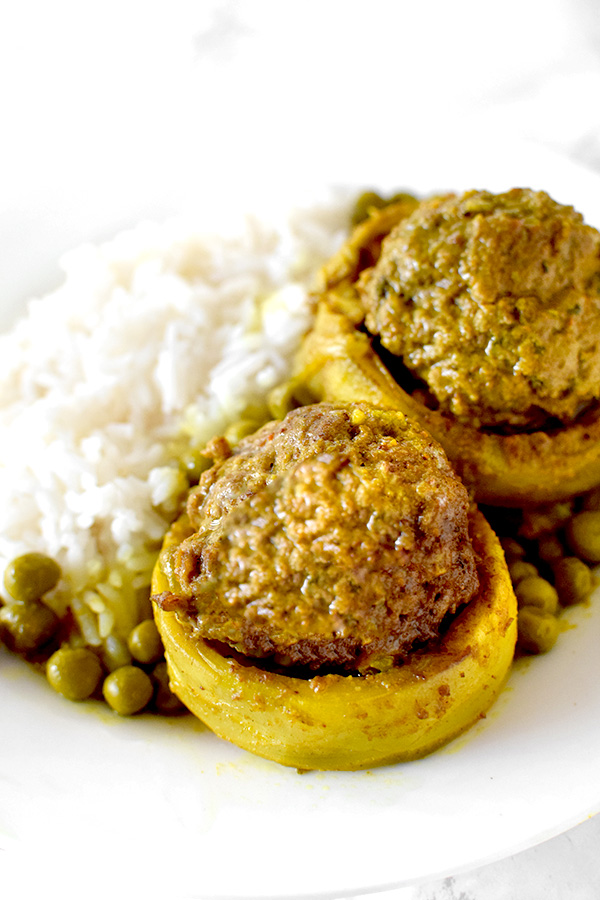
[152,403,516,770]
[293,190,600,507]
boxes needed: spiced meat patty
[358,189,600,430]
[154,403,479,672]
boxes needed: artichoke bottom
[152,510,516,771]
[292,200,600,508]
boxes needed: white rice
[0,194,352,647]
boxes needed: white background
[1,2,600,898]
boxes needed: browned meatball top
[158,403,478,672]
[358,189,600,429]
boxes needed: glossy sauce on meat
[156,403,478,673]
[358,189,600,430]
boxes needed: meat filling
[358,189,600,430]
[154,403,479,673]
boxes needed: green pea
[102,665,153,716]
[0,600,59,654]
[180,449,212,485]
[501,538,526,561]
[386,191,417,207]
[517,608,560,654]
[152,661,186,715]
[127,619,163,665]
[268,380,299,420]
[46,647,103,701]
[3,553,61,603]
[515,576,559,615]
[223,419,261,447]
[350,191,386,226]
[566,511,600,563]
[267,379,316,421]
[508,560,538,586]
[537,533,564,563]
[552,556,594,607]
[520,502,573,539]
[100,634,132,672]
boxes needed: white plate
[2,136,600,899]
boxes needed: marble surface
[352,816,600,900]
[1,2,600,897]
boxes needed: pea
[552,557,594,607]
[566,511,600,563]
[46,647,103,701]
[517,608,560,654]
[127,619,163,665]
[3,553,61,603]
[508,560,538,586]
[268,380,299,420]
[102,665,153,716]
[267,379,315,421]
[514,576,559,615]
[223,419,260,447]
[520,502,573,539]
[501,538,526,561]
[537,533,564,564]
[0,600,59,654]
[180,449,212,484]
[100,634,132,672]
[386,191,417,207]
[350,191,386,226]
[152,661,186,715]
